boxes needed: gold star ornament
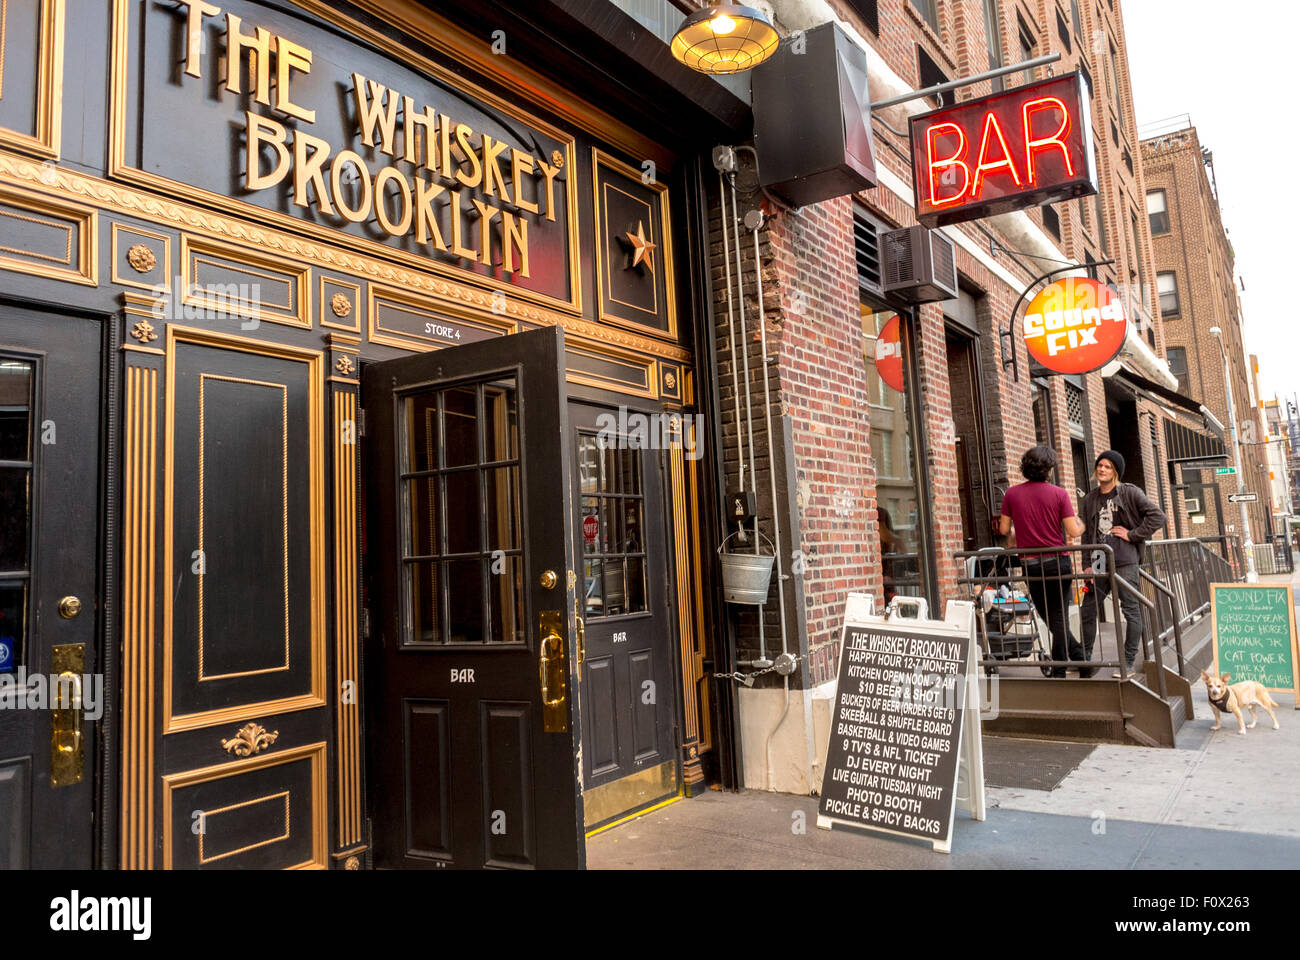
[622,220,657,274]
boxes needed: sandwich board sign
[1210,583,1299,702]
[817,594,985,853]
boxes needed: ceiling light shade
[670,5,780,75]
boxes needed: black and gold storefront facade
[0,0,730,869]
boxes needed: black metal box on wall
[751,21,877,208]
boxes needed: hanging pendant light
[670,4,780,76]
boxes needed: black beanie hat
[1095,449,1126,478]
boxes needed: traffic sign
[1215,467,1237,476]
[1228,493,1258,503]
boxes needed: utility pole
[1210,326,1258,582]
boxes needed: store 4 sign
[909,73,1098,228]
[1022,278,1128,375]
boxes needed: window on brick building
[1158,272,1180,317]
[982,0,1004,93]
[1018,18,1036,85]
[1042,203,1060,239]
[1056,9,1072,53]
[861,304,929,605]
[910,0,939,32]
[1071,0,1083,40]
[1167,345,1189,395]
[1147,189,1169,235]
[845,0,880,34]
[917,45,951,104]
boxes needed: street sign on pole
[1216,467,1237,476]
[1228,493,1258,503]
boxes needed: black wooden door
[570,401,678,827]
[364,326,584,869]
[0,305,101,869]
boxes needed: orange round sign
[875,315,904,393]
[1023,277,1128,374]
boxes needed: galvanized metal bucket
[718,530,775,605]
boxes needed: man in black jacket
[1078,450,1167,678]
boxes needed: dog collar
[1209,689,1232,711]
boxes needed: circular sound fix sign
[874,315,904,393]
[1023,277,1128,374]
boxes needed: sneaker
[1077,666,1097,679]
[1111,663,1136,679]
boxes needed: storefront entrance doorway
[569,400,679,830]
[363,327,585,869]
[0,304,101,868]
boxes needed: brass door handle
[574,596,585,667]
[539,631,565,708]
[538,610,567,732]
[50,649,85,786]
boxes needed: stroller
[966,550,1053,676]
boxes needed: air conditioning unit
[1185,497,1203,514]
[882,226,958,304]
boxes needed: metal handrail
[954,543,1137,679]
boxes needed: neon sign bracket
[1001,258,1116,382]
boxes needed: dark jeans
[1080,562,1143,668]
[1023,555,1081,675]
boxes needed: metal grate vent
[854,210,882,291]
[884,230,914,286]
[1066,382,1085,429]
[930,233,956,290]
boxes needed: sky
[1123,1,1299,404]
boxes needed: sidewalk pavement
[587,571,1300,870]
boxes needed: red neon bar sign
[909,72,1097,228]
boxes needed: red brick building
[697,0,1186,790]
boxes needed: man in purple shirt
[999,446,1089,677]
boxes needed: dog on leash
[1200,670,1281,735]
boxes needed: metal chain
[712,654,803,687]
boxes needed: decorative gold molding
[0,0,63,159]
[126,243,156,273]
[129,319,157,344]
[669,424,702,760]
[0,150,692,363]
[330,294,352,319]
[161,741,328,870]
[121,363,159,870]
[181,234,312,330]
[111,222,171,292]
[332,390,363,849]
[320,276,362,333]
[367,281,518,353]
[197,791,291,865]
[163,325,328,733]
[220,723,281,758]
[108,0,583,319]
[334,355,355,376]
[0,182,96,285]
[592,149,678,343]
[564,340,658,401]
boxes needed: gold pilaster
[668,416,705,789]
[121,361,159,868]
[328,334,363,851]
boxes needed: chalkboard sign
[817,598,983,853]
[1211,584,1299,696]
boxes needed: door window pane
[579,428,649,621]
[0,360,33,462]
[0,467,30,570]
[442,385,478,468]
[398,378,521,644]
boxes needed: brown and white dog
[1200,670,1281,735]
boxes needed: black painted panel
[584,656,619,777]
[629,649,658,763]
[479,702,533,868]
[404,699,451,862]
[170,342,315,716]
[168,755,316,869]
[0,0,41,138]
[0,757,31,869]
